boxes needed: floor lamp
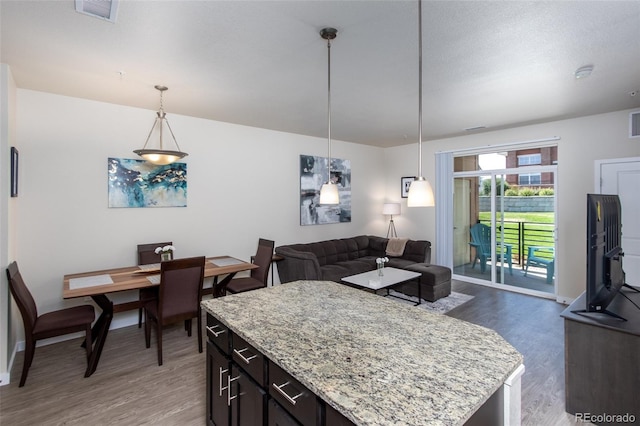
[383,203,401,238]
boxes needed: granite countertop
[202,280,523,426]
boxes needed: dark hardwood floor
[0,281,581,425]
[446,280,577,425]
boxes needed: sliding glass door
[452,149,557,297]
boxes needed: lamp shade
[133,149,186,166]
[407,177,435,207]
[382,203,401,216]
[319,182,339,205]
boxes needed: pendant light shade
[134,85,188,166]
[318,27,340,205]
[407,177,434,207]
[319,182,339,204]
[407,0,435,207]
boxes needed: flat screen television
[579,194,628,320]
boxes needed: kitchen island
[202,280,524,425]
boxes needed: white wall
[1,63,18,384]
[384,109,640,301]
[11,89,387,338]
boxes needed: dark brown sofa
[275,235,430,283]
[275,235,452,302]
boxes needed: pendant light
[134,85,188,166]
[407,0,435,207]
[319,27,340,205]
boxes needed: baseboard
[0,371,10,386]
[556,295,574,305]
[0,341,19,386]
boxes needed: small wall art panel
[300,154,351,225]
[108,158,187,208]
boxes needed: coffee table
[341,267,422,305]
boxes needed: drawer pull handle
[218,367,228,397]
[272,381,303,406]
[233,347,258,364]
[227,375,240,406]
[206,325,226,337]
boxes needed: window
[519,173,541,185]
[518,154,541,166]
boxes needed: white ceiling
[2,0,639,148]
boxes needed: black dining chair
[6,261,95,387]
[144,256,205,366]
[136,242,172,328]
[226,238,275,295]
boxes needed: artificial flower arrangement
[155,245,175,261]
[376,257,389,275]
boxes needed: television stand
[561,290,640,421]
[570,308,627,321]
[571,284,640,322]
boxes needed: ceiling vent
[75,0,119,23]
[631,111,640,138]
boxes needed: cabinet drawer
[206,314,230,355]
[268,399,299,426]
[232,334,266,387]
[326,403,355,426]
[269,361,319,426]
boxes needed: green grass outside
[479,211,554,224]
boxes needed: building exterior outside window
[518,173,541,185]
[518,153,541,166]
[506,146,557,187]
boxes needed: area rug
[387,290,474,315]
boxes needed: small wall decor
[300,154,351,225]
[108,158,187,208]
[401,176,415,198]
[10,147,18,197]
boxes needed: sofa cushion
[321,260,372,282]
[386,258,418,270]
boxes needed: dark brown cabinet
[206,313,355,426]
[207,342,231,426]
[230,364,268,426]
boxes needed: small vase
[378,265,384,276]
[160,252,172,262]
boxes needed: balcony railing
[479,220,554,267]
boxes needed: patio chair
[469,223,513,275]
[524,246,555,284]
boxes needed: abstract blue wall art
[108,158,187,208]
[299,154,351,225]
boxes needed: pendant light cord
[417,0,423,178]
[327,35,332,178]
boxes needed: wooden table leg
[213,272,238,298]
[85,294,114,377]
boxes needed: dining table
[63,256,258,378]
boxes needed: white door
[599,158,640,287]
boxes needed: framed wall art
[108,158,187,208]
[10,147,18,197]
[300,154,351,225]
[401,176,415,198]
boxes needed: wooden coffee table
[341,267,422,305]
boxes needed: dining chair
[144,256,205,366]
[136,241,172,328]
[226,238,275,294]
[6,261,95,387]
